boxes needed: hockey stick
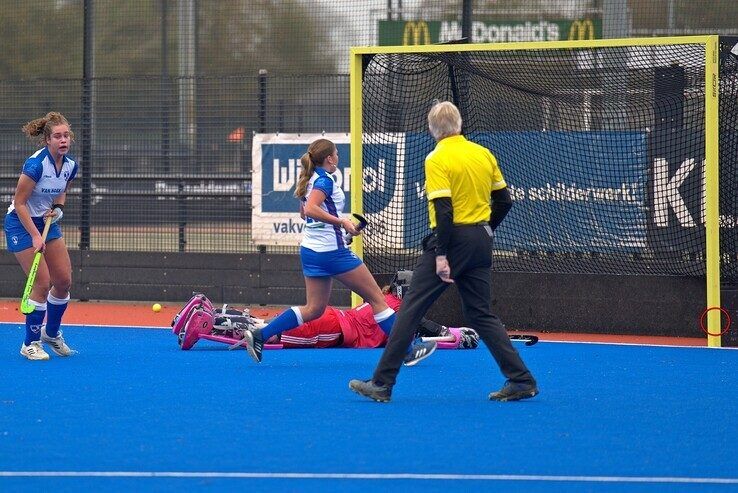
[421,335,457,342]
[509,334,539,346]
[351,213,368,230]
[20,216,53,314]
[343,213,368,245]
[422,333,539,346]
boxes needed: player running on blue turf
[349,101,538,402]
[235,138,436,365]
[4,112,77,360]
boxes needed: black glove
[458,327,479,349]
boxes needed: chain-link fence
[1,0,736,253]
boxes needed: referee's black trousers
[372,225,536,388]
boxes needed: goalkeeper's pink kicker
[171,293,213,335]
[179,307,214,350]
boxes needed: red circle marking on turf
[699,306,731,337]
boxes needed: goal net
[349,36,738,343]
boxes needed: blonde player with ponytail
[235,138,436,366]
[4,112,77,360]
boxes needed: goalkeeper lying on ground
[172,273,480,351]
[268,285,478,349]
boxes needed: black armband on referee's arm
[433,197,453,256]
[489,187,512,231]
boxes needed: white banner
[251,133,351,246]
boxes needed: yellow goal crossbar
[350,36,722,345]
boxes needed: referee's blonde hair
[427,101,462,141]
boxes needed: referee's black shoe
[349,379,392,403]
[489,380,539,402]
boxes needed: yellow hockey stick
[20,216,53,315]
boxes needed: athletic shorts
[4,213,63,253]
[300,245,363,277]
[280,307,343,348]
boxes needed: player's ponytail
[22,112,74,146]
[294,138,336,199]
[295,152,315,199]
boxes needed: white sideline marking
[0,472,737,484]
[0,322,167,330]
[0,323,727,349]
[539,339,726,350]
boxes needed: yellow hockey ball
[152,303,162,313]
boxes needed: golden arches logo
[568,19,596,40]
[402,21,431,46]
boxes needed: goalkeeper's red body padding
[280,307,343,348]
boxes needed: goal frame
[349,35,721,345]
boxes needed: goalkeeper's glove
[457,327,480,349]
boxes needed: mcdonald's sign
[568,19,596,40]
[378,19,600,45]
[402,21,431,45]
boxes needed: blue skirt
[300,246,363,277]
[4,213,63,253]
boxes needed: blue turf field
[2,323,738,492]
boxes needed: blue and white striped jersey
[300,167,347,252]
[6,147,78,218]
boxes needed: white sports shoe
[41,326,74,356]
[20,341,50,361]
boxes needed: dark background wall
[0,251,349,309]
[427,271,707,338]
[0,250,707,338]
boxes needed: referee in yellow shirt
[350,101,538,403]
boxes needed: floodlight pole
[462,0,472,42]
[80,0,94,251]
[161,0,170,176]
[177,0,197,251]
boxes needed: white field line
[0,471,737,484]
[0,322,728,349]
